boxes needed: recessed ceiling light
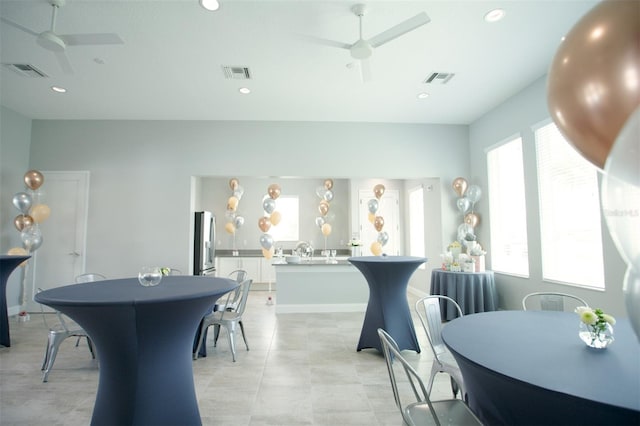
[484,8,506,23]
[200,0,220,11]
[51,86,66,93]
[417,92,430,99]
[239,87,251,94]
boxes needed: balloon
[229,178,239,191]
[374,216,385,232]
[321,223,332,236]
[21,226,43,252]
[466,185,482,204]
[456,197,471,215]
[24,170,44,190]
[318,202,329,216]
[547,0,640,170]
[258,217,271,232]
[7,247,29,266]
[225,209,236,221]
[14,214,34,231]
[225,222,236,234]
[316,186,327,199]
[458,223,475,242]
[234,216,244,229]
[31,204,51,223]
[262,247,274,260]
[373,184,385,200]
[270,211,282,226]
[263,197,276,214]
[315,216,325,228]
[623,267,640,341]
[268,184,281,200]
[464,212,479,228]
[227,196,239,211]
[323,190,334,202]
[368,199,379,214]
[377,231,389,246]
[371,241,383,256]
[324,179,334,190]
[452,177,468,197]
[12,192,32,214]
[233,186,244,200]
[368,212,376,224]
[260,233,274,250]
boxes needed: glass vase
[579,322,614,349]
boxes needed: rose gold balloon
[465,212,479,228]
[24,170,44,190]
[14,214,34,231]
[318,202,329,216]
[371,242,383,256]
[270,211,282,226]
[547,0,640,169]
[229,178,239,191]
[31,204,51,223]
[373,184,385,200]
[321,223,332,236]
[268,184,281,200]
[258,217,271,232]
[452,177,468,197]
[374,216,385,232]
[324,179,334,190]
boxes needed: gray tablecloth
[442,310,640,425]
[430,269,497,320]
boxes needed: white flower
[578,309,598,325]
[602,314,616,326]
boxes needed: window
[268,195,299,242]
[535,121,604,288]
[408,186,425,268]
[487,137,530,276]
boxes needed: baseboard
[276,303,367,314]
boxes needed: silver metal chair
[193,279,252,362]
[378,328,482,426]
[216,269,247,311]
[415,295,466,400]
[522,292,589,311]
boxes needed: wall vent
[423,72,454,84]
[222,66,251,80]
[2,63,48,78]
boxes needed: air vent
[2,63,48,78]
[423,72,454,84]
[222,66,251,80]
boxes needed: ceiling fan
[0,0,123,74]
[308,4,430,82]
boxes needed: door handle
[68,251,81,257]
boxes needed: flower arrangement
[464,233,476,242]
[469,243,486,256]
[448,240,461,250]
[576,306,616,348]
[347,238,362,247]
[160,267,171,276]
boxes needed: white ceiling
[0,0,598,124]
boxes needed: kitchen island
[274,260,368,313]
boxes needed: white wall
[469,76,628,316]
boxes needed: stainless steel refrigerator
[193,211,216,275]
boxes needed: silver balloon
[233,185,244,200]
[315,216,325,228]
[12,192,32,215]
[456,197,471,214]
[377,231,389,246]
[259,233,274,250]
[316,186,327,199]
[263,197,276,214]
[234,216,245,229]
[466,185,482,204]
[323,190,334,202]
[368,199,379,214]
[21,225,43,252]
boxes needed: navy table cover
[349,256,427,353]
[35,276,238,426]
[430,269,497,320]
[442,310,640,425]
[0,255,30,347]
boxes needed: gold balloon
[227,196,239,211]
[324,179,334,190]
[371,242,383,256]
[373,184,385,200]
[270,211,282,226]
[225,222,236,234]
[258,217,271,232]
[465,212,479,228]
[547,0,640,169]
[452,177,468,197]
[374,216,385,232]
[368,212,376,224]
[268,184,281,200]
[321,223,332,236]
[24,170,44,190]
[318,202,329,216]
[14,214,34,231]
[7,247,29,266]
[30,204,51,224]
[262,247,274,260]
[229,178,239,191]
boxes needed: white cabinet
[216,257,266,283]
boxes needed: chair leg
[238,320,249,351]
[450,376,460,398]
[213,324,221,347]
[226,323,237,362]
[86,337,96,359]
[42,332,66,382]
[192,324,206,361]
[426,360,439,394]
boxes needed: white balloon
[466,185,482,204]
[456,197,471,214]
[315,216,325,228]
[323,190,334,202]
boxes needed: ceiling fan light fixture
[200,0,220,11]
[350,40,372,60]
[37,31,66,52]
[484,8,506,23]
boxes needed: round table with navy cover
[348,256,427,353]
[430,268,498,320]
[0,254,30,347]
[35,275,238,426]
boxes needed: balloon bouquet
[258,183,282,261]
[314,179,334,257]
[546,0,640,339]
[452,177,482,248]
[7,170,50,318]
[224,178,245,256]
[368,184,387,256]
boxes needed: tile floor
[0,290,458,426]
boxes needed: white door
[27,171,89,311]
[358,189,400,256]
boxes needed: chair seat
[407,400,481,426]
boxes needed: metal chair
[216,269,247,311]
[522,292,589,312]
[378,328,482,426]
[415,295,466,400]
[193,279,252,362]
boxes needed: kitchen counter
[216,249,351,258]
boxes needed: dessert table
[35,275,238,426]
[430,269,497,320]
[349,256,427,353]
[0,254,30,347]
[442,310,640,425]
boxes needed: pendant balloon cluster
[368,184,387,256]
[258,184,282,260]
[315,179,334,248]
[224,178,245,252]
[452,177,482,242]
[8,170,50,260]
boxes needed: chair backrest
[378,328,441,426]
[218,279,253,319]
[75,273,106,283]
[522,292,589,312]
[415,296,463,358]
[169,268,182,275]
[228,269,247,283]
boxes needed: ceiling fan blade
[0,16,39,37]
[360,58,372,83]
[368,12,430,48]
[61,33,124,46]
[54,51,74,74]
[297,34,351,50]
